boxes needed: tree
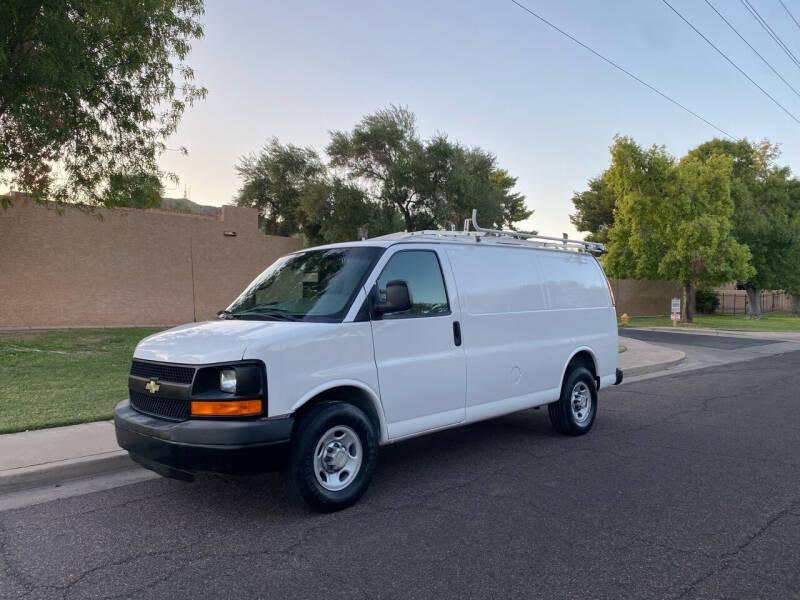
[299,178,402,246]
[784,179,800,317]
[685,139,800,319]
[237,108,531,241]
[327,106,530,231]
[604,136,753,322]
[327,106,425,231]
[101,172,163,209]
[235,138,403,244]
[0,0,205,207]
[570,174,616,243]
[235,139,325,237]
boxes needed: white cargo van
[115,212,621,511]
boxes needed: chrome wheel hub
[570,381,592,426]
[313,426,362,491]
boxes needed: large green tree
[237,107,531,243]
[604,136,753,322]
[235,138,402,244]
[685,139,800,319]
[235,139,325,237]
[327,106,531,232]
[0,0,205,207]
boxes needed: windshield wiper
[235,308,300,321]
[217,310,238,320]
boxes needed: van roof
[298,229,602,255]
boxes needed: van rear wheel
[283,402,378,512]
[548,366,597,436]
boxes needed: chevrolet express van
[115,213,621,512]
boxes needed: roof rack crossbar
[470,209,606,254]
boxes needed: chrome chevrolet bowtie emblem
[145,379,160,394]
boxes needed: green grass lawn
[619,311,800,332]
[0,328,163,434]
[618,344,627,353]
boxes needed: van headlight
[220,369,237,394]
[191,363,264,404]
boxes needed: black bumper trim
[114,400,294,478]
[615,368,624,385]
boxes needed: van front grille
[129,390,190,421]
[130,361,195,385]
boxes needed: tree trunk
[791,295,800,317]
[745,286,762,320]
[399,204,413,232]
[681,281,695,323]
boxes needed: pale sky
[158,0,800,238]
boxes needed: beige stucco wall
[0,200,302,328]
[609,279,683,317]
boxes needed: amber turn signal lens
[191,399,262,416]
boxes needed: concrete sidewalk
[0,421,132,493]
[1,337,685,497]
[618,335,686,376]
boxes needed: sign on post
[670,297,681,325]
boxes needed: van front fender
[290,379,389,443]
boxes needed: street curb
[621,354,687,379]
[0,450,135,493]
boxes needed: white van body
[116,220,620,510]
[131,233,618,444]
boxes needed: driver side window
[376,251,450,317]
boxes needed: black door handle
[453,321,462,346]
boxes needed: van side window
[376,251,450,317]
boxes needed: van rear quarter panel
[445,244,617,416]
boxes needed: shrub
[696,289,720,314]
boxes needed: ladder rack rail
[469,209,606,254]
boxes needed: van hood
[134,319,312,364]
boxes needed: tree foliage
[327,106,531,232]
[235,138,403,245]
[684,139,800,317]
[236,139,325,237]
[603,136,754,322]
[569,174,615,243]
[101,172,163,209]
[576,135,800,320]
[237,107,531,243]
[0,0,206,208]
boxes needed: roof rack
[467,209,606,255]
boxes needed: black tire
[283,402,378,512]
[548,366,597,436]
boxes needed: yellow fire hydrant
[620,313,629,327]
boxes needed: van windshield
[225,246,382,322]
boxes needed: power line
[779,0,800,34]
[704,0,800,101]
[508,0,736,140]
[663,0,800,126]
[740,0,800,69]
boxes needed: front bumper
[114,400,294,481]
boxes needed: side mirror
[376,280,412,315]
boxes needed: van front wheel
[283,402,378,512]
[548,367,597,436]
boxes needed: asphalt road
[3,350,800,600]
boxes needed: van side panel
[536,251,618,385]
[445,245,565,414]
[445,245,617,422]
